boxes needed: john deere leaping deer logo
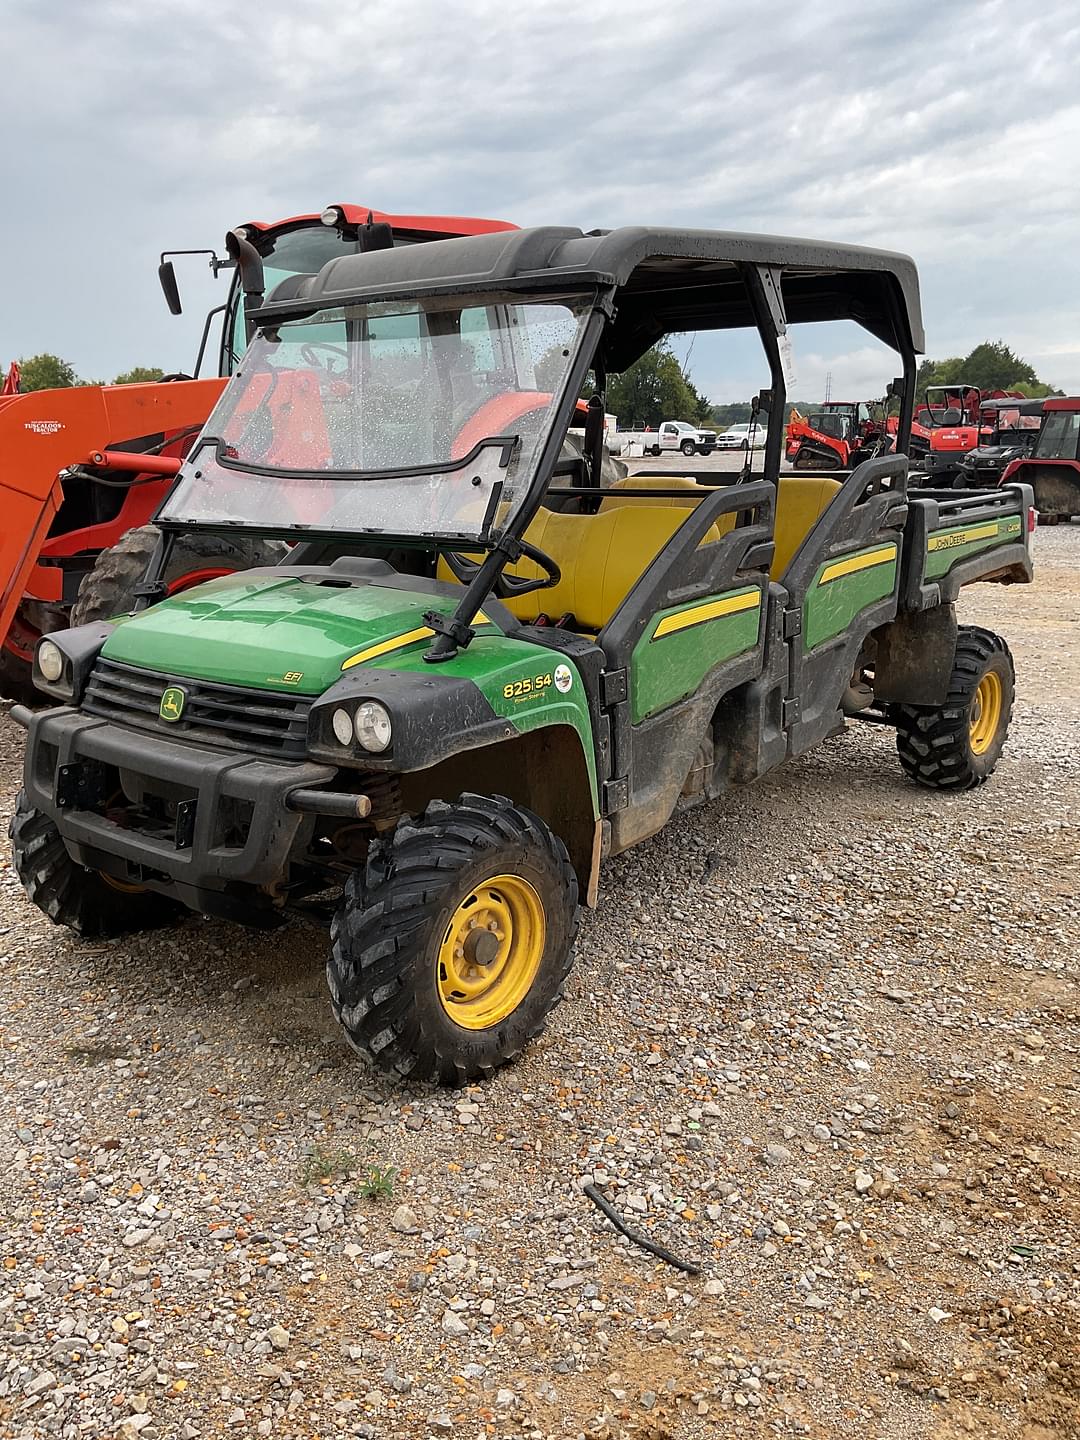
[159,686,187,722]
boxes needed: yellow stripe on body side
[819,544,897,585]
[927,521,1012,552]
[651,590,760,640]
[342,615,492,671]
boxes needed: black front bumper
[23,708,335,914]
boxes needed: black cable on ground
[582,1183,702,1276]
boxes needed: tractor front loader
[0,378,225,703]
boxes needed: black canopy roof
[978,396,1046,415]
[253,225,924,366]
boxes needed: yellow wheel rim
[437,873,546,1030]
[969,670,1003,755]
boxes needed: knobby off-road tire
[9,793,183,936]
[327,793,580,1084]
[70,525,286,626]
[891,626,1015,790]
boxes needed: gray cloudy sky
[3,0,1079,402]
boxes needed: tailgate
[901,482,1034,608]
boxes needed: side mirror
[158,260,182,316]
[752,388,773,417]
[358,219,394,253]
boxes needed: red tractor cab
[0,205,517,703]
[1001,396,1080,521]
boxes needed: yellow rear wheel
[893,625,1014,790]
[968,670,1003,756]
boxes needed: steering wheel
[443,538,561,599]
[300,342,349,368]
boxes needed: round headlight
[354,701,392,753]
[320,205,341,227]
[331,707,355,747]
[37,640,64,683]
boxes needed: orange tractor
[784,399,891,470]
[0,204,515,703]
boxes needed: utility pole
[824,371,832,403]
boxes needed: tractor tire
[680,439,696,457]
[9,792,184,936]
[891,626,1015,791]
[327,793,579,1084]
[0,643,37,708]
[70,525,287,627]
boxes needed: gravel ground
[1,525,1077,1440]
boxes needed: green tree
[962,341,1038,391]
[113,366,166,386]
[709,401,754,427]
[916,341,1057,403]
[17,353,78,392]
[606,342,701,428]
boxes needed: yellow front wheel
[328,794,579,1085]
[437,875,546,1029]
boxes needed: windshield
[1036,409,1080,461]
[225,225,426,371]
[163,294,589,542]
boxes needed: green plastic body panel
[100,572,599,812]
[924,515,1023,580]
[803,543,898,651]
[629,586,763,723]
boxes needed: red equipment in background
[1001,396,1080,521]
[784,400,889,470]
[0,204,517,702]
[915,382,1027,484]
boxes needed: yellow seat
[771,475,842,579]
[437,475,843,627]
[599,474,703,511]
[438,505,721,629]
[604,474,842,580]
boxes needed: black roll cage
[147,227,922,659]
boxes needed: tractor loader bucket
[0,379,224,651]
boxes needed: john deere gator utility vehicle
[9,226,1035,1083]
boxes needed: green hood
[101,571,472,694]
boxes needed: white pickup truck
[611,419,718,457]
